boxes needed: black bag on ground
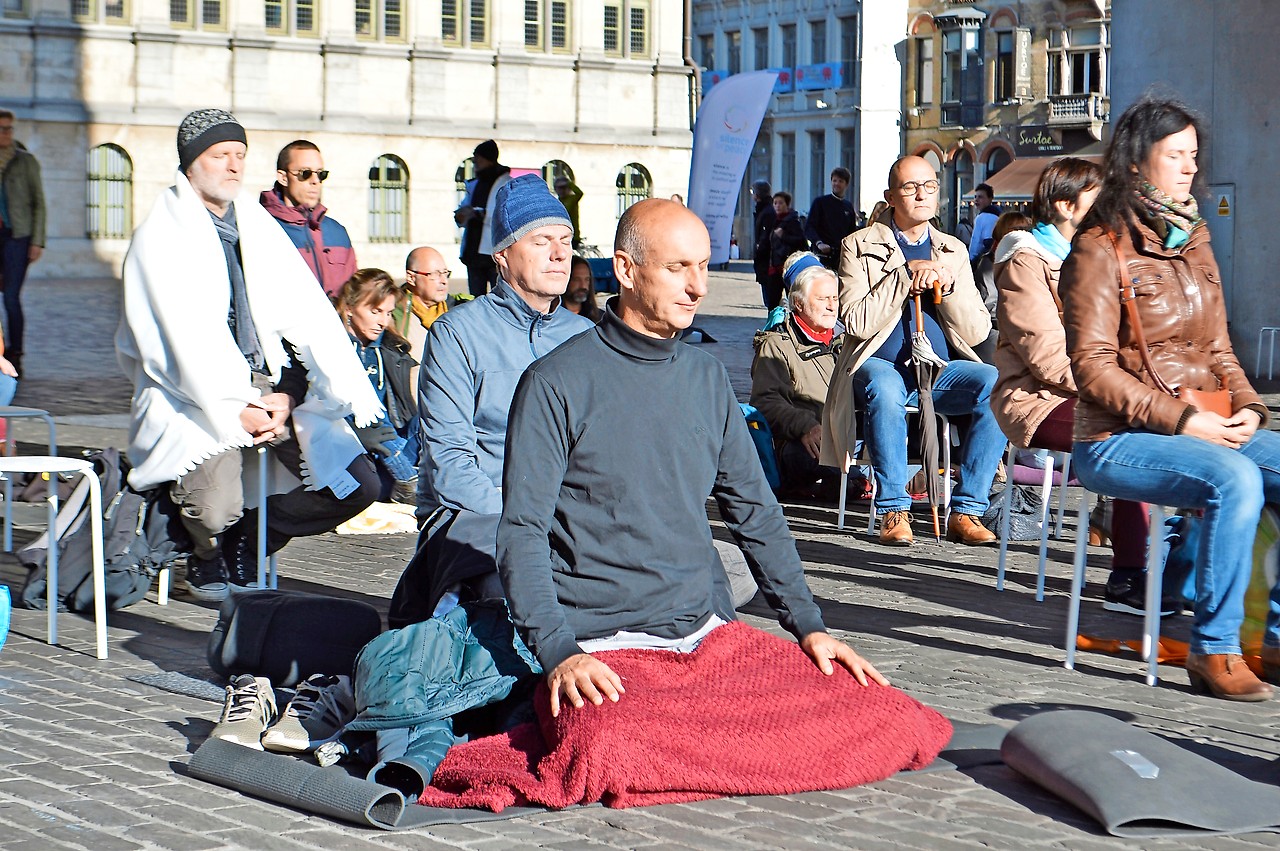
[207,589,383,688]
[17,448,192,613]
[981,481,1045,542]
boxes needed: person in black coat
[751,179,775,306]
[804,167,856,270]
[765,192,808,310]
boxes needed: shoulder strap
[1105,229,1175,396]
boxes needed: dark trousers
[465,255,498,297]
[760,271,784,311]
[1,228,32,355]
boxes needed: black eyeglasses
[409,269,451,280]
[896,179,940,196]
[288,169,329,182]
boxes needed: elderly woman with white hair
[750,252,845,498]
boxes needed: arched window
[985,146,1012,177]
[616,163,651,217]
[542,159,574,191]
[369,154,409,243]
[86,143,132,239]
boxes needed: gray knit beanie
[491,174,572,253]
[177,108,247,174]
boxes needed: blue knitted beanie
[782,253,825,290]
[491,174,572,252]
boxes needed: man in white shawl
[116,108,384,601]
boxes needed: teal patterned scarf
[1135,179,1202,248]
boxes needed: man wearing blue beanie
[388,172,595,627]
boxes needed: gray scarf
[209,206,266,371]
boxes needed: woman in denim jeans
[1061,95,1280,702]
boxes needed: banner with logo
[687,70,778,265]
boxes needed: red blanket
[418,622,952,811]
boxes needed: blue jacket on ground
[415,278,594,519]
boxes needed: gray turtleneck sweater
[498,305,827,672]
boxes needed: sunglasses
[288,169,329,182]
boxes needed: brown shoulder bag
[1106,230,1233,418]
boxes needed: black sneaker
[222,518,262,593]
[1103,573,1179,617]
[183,552,229,601]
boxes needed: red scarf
[792,313,834,346]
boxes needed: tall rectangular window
[838,128,855,180]
[442,0,458,42]
[808,131,825,208]
[524,0,540,48]
[780,23,795,70]
[469,0,486,44]
[995,31,1014,101]
[726,30,740,75]
[809,19,826,63]
[524,1,568,52]
[604,1,649,59]
[698,33,714,69]
[839,15,856,88]
[170,0,224,29]
[915,36,934,105]
[265,0,283,31]
[549,1,567,52]
[752,27,768,71]
[296,0,315,34]
[355,0,405,41]
[941,25,981,125]
[780,133,795,195]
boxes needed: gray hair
[788,264,837,308]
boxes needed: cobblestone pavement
[3,271,1280,850]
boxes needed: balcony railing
[1048,92,1109,127]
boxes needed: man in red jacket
[260,140,357,296]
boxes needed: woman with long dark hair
[1061,95,1280,701]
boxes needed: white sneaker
[210,674,277,750]
[261,673,356,754]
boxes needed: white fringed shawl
[116,171,383,492]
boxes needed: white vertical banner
[687,71,778,265]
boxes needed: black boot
[222,513,262,592]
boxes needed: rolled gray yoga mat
[1002,710,1280,838]
[186,721,1006,829]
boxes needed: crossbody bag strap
[1105,228,1176,396]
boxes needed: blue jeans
[852,356,1005,516]
[0,373,16,406]
[1072,428,1280,655]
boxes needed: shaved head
[405,245,450,304]
[613,199,710,339]
[887,155,932,191]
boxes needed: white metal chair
[1064,498,1168,686]
[0,456,107,660]
[254,445,278,591]
[995,444,1074,601]
[836,405,952,534]
[0,406,58,552]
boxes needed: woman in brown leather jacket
[1061,95,1280,702]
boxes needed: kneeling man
[500,199,882,709]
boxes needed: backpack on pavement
[17,447,192,613]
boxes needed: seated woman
[992,157,1168,616]
[750,252,843,498]
[335,269,419,503]
[1062,95,1280,702]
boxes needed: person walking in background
[1062,95,1280,702]
[765,192,807,310]
[455,140,512,297]
[805,167,856,271]
[751,180,775,309]
[260,139,356,297]
[0,109,46,377]
[967,183,1002,262]
[553,175,584,249]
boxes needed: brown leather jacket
[1061,217,1267,442]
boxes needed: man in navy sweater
[498,199,885,716]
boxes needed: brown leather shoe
[878,510,914,546]
[946,513,997,546]
[1261,646,1280,686]
[1186,653,1274,702]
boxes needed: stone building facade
[0,0,694,279]
[903,0,1110,229]
[690,0,906,240]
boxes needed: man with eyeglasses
[821,155,1003,547]
[0,109,46,377]
[260,139,357,296]
[397,245,468,384]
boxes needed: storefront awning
[970,155,1104,202]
